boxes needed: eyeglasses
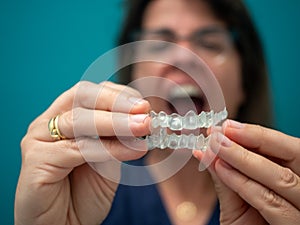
[131,26,236,61]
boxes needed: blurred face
[132,0,244,118]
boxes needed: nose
[176,38,195,51]
[167,41,199,70]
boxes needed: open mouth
[167,84,207,115]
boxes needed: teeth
[150,108,228,130]
[169,84,200,99]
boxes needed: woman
[15,0,300,225]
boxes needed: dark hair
[117,0,274,127]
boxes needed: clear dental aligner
[146,131,211,151]
[150,107,228,130]
[146,108,228,151]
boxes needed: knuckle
[240,148,252,165]
[20,135,30,155]
[99,81,113,87]
[70,108,85,133]
[108,87,121,100]
[101,89,122,109]
[260,188,292,219]
[72,107,86,123]
[60,110,74,136]
[80,138,113,161]
[76,80,93,88]
[255,124,266,147]
[102,139,114,151]
[20,127,37,153]
[122,85,142,98]
[131,89,142,98]
[261,188,283,208]
[20,136,38,163]
[101,139,119,158]
[27,121,35,132]
[76,138,87,151]
[56,139,79,153]
[67,139,80,152]
[76,137,99,152]
[278,167,299,188]
[63,110,75,127]
[236,176,251,195]
[75,81,96,105]
[26,117,41,133]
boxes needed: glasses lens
[133,27,234,60]
[136,29,175,53]
[192,29,233,57]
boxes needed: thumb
[211,159,248,224]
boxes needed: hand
[194,120,300,225]
[15,81,151,225]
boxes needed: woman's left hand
[193,120,300,225]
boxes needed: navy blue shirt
[102,158,220,225]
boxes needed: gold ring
[48,115,66,140]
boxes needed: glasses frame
[130,26,238,59]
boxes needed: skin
[15,0,300,225]
[193,120,300,224]
[15,81,151,225]
[133,0,244,118]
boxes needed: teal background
[1,0,299,224]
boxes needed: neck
[145,148,215,197]
[145,149,217,225]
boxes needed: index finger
[74,81,151,113]
[223,120,300,162]
[41,81,151,120]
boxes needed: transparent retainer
[146,107,228,151]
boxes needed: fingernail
[219,160,232,170]
[227,119,244,129]
[218,133,232,147]
[210,132,232,154]
[130,114,148,123]
[210,126,222,133]
[128,97,148,105]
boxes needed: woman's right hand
[15,81,151,225]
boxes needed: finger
[99,81,145,98]
[77,136,148,162]
[73,81,151,113]
[68,136,147,185]
[41,81,151,121]
[22,136,147,182]
[60,108,151,138]
[193,150,253,224]
[30,109,151,141]
[210,132,300,209]
[215,159,300,225]
[223,120,300,162]
[193,149,259,224]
